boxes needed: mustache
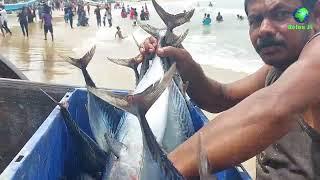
[256,37,286,53]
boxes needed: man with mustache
[140,0,320,179]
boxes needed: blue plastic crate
[1,89,252,180]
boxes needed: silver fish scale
[162,81,195,152]
[87,93,124,152]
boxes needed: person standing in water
[202,14,211,25]
[17,7,29,37]
[42,6,54,41]
[115,26,126,39]
[216,12,223,22]
[0,5,12,35]
[94,5,101,27]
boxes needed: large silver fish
[40,90,109,179]
[63,44,179,179]
[88,64,179,179]
[106,0,195,153]
[63,46,125,160]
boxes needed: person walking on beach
[94,5,101,27]
[144,4,149,20]
[0,5,12,35]
[103,13,106,27]
[41,6,54,41]
[127,5,130,15]
[106,10,112,27]
[67,5,74,28]
[140,0,320,179]
[0,17,4,37]
[17,7,29,37]
[64,5,69,23]
[86,3,90,15]
[27,6,34,23]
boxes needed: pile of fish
[43,0,214,179]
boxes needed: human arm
[140,37,270,113]
[168,36,320,177]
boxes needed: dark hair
[244,0,318,15]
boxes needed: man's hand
[139,36,195,77]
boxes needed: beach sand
[0,5,255,179]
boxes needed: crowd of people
[0,1,151,41]
[202,12,246,26]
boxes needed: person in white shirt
[0,5,12,35]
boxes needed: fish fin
[39,88,66,108]
[137,21,162,37]
[171,29,189,47]
[131,63,176,114]
[104,133,127,159]
[88,63,176,115]
[106,55,142,69]
[106,55,142,84]
[63,45,96,69]
[152,0,195,31]
[198,132,216,180]
[132,34,140,49]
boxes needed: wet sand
[0,5,256,179]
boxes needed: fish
[106,0,196,153]
[63,46,125,159]
[88,64,179,179]
[40,89,109,179]
[63,43,176,178]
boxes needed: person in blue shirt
[202,14,211,25]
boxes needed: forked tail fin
[62,45,97,87]
[152,0,195,31]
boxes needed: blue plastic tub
[1,89,252,179]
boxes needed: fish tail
[152,0,194,31]
[64,45,96,70]
[62,45,97,87]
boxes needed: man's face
[247,0,315,69]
